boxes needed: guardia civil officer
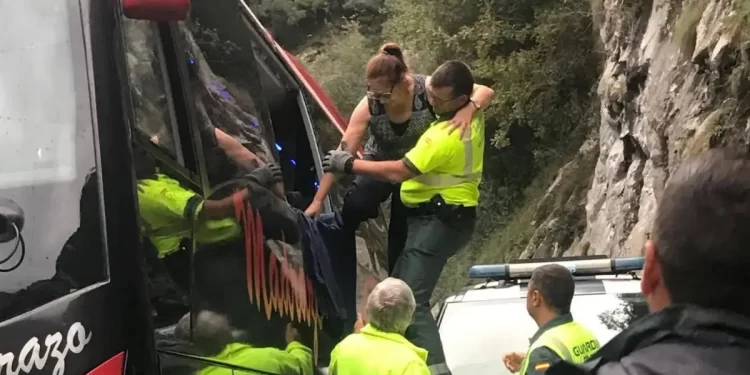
[503,265,600,375]
[323,60,484,375]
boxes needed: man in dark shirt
[549,149,750,375]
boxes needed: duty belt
[407,200,476,221]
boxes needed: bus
[0,0,381,373]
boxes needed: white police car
[436,256,647,375]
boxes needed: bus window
[179,20,275,188]
[0,0,108,321]
[122,18,183,164]
[119,17,200,331]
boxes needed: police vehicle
[436,256,647,375]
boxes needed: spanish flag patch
[534,362,551,371]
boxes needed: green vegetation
[284,0,602,297]
[725,0,750,41]
[673,0,709,60]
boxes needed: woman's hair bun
[379,42,404,63]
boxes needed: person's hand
[305,200,324,217]
[245,163,283,187]
[503,352,526,373]
[285,322,301,344]
[322,150,355,174]
[443,103,476,138]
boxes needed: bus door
[117,1,342,373]
[0,0,161,374]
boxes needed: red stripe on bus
[87,351,126,375]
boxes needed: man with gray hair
[329,278,430,375]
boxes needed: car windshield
[439,292,647,375]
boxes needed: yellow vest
[400,111,484,207]
[330,324,430,375]
[519,321,600,375]
[137,174,240,257]
[199,342,313,375]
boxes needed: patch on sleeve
[534,362,551,371]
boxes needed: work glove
[245,163,283,187]
[323,141,355,174]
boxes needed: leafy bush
[301,21,376,116]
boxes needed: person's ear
[641,240,662,297]
[530,289,542,307]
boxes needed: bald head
[366,278,416,334]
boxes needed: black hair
[430,60,475,98]
[653,149,750,315]
[529,264,575,314]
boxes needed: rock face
[526,0,750,258]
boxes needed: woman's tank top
[363,74,436,161]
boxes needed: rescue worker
[547,149,750,375]
[175,310,314,375]
[329,277,430,375]
[134,144,284,298]
[305,42,494,273]
[323,60,484,375]
[503,264,599,375]
[135,151,283,261]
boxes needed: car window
[0,0,108,321]
[438,293,647,375]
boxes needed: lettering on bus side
[0,322,92,375]
[572,339,599,360]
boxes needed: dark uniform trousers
[324,169,409,340]
[394,212,475,373]
[338,172,409,274]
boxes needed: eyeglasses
[426,86,458,105]
[366,83,396,100]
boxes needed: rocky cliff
[522,0,749,258]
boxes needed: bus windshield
[438,293,648,375]
[0,0,107,321]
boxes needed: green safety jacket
[199,341,313,375]
[520,319,600,375]
[401,111,485,207]
[137,173,241,258]
[329,324,430,375]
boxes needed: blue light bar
[468,257,645,280]
[275,143,282,151]
[468,264,510,279]
[290,159,296,166]
[612,257,645,272]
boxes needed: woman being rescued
[303,42,494,273]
